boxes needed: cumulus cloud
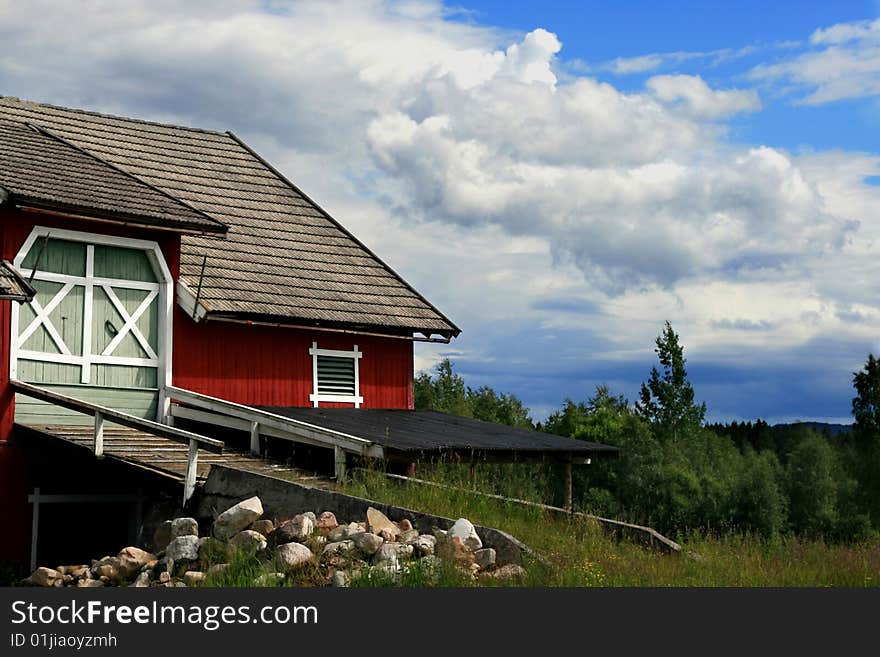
[646,74,761,118]
[750,17,880,104]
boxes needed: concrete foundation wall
[196,466,533,567]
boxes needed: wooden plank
[12,380,223,452]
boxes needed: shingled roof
[0,97,460,340]
[0,120,224,234]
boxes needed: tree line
[414,322,880,541]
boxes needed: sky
[2,0,880,424]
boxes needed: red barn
[0,98,614,569]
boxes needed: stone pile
[22,496,525,588]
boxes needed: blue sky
[3,1,880,423]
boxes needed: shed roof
[0,120,225,234]
[0,260,36,302]
[260,406,619,459]
[0,97,460,340]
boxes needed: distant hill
[773,421,852,436]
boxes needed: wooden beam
[249,421,260,456]
[334,446,346,481]
[93,411,104,457]
[183,439,199,506]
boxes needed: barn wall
[0,207,181,565]
[172,309,415,409]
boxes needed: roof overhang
[14,200,228,236]
[176,279,458,343]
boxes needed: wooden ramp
[18,423,328,487]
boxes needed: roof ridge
[25,122,228,234]
[0,96,229,137]
[225,131,461,338]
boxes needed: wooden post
[334,446,346,481]
[93,412,104,457]
[563,461,573,513]
[183,439,199,506]
[29,487,40,572]
[250,421,260,456]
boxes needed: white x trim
[11,227,172,398]
[101,285,159,361]
[16,282,75,356]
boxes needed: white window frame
[10,226,174,421]
[309,341,363,408]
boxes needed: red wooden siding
[172,307,414,409]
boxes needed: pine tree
[635,321,706,441]
[852,353,880,445]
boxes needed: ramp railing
[11,379,223,505]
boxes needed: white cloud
[750,17,880,104]
[646,74,761,118]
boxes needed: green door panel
[15,384,159,426]
[15,233,165,423]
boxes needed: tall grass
[339,467,880,587]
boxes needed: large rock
[474,548,497,570]
[276,542,314,571]
[374,543,413,563]
[352,532,384,556]
[399,529,419,544]
[130,571,151,588]
[29,567,62,587]
[331,570,349,587]
[366,507,400,539]
[269,514,313,546]
[117,547,156,578]
[250,520,275,537]
[372,543,411,574]
[166,535,200,562]
[213,496,263,540]
[183,571,205,586]
[328,522,365,543]
[229,530,268,552]
[412,535,436,557]
[322,540,355,556]
[315,511,338,535]
[449,518,482,551]
[170,517,199,539]
[91,557,122,583]
[77,578,104,588]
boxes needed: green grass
[338,468,880,587]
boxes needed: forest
[413,322,880,542]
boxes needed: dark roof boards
[261,406,620,458]
[0,97,460,340]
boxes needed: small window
[309,342,363,407]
